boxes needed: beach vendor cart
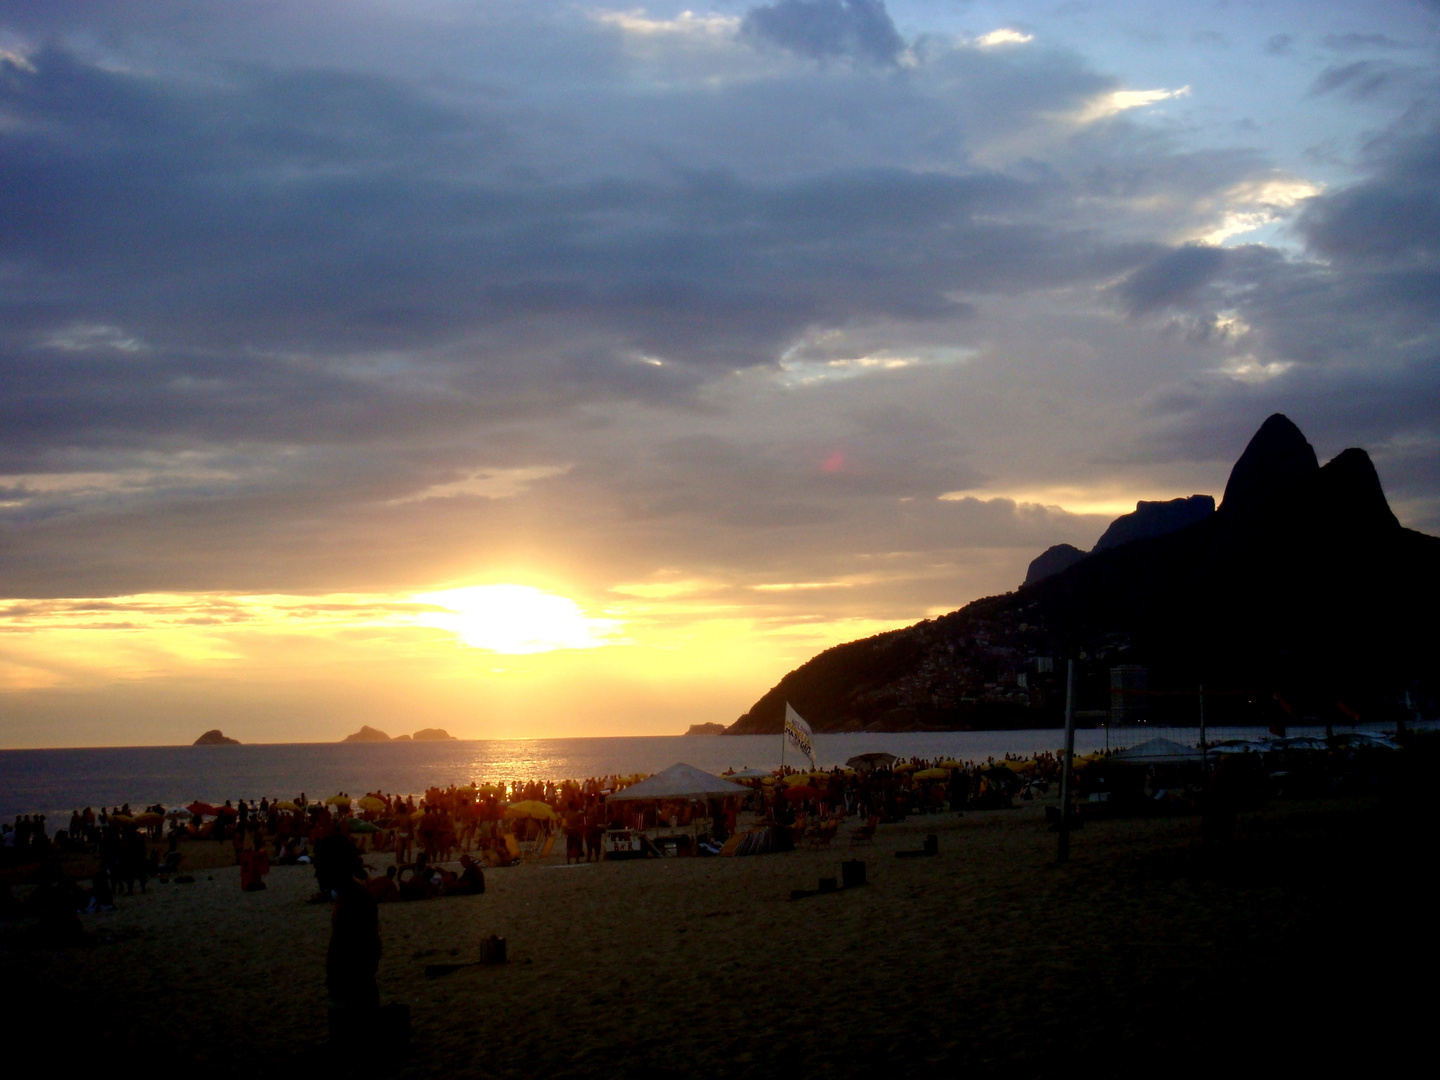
[603,763,749,858]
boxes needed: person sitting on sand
[365,865,401,903]
[445,855,486,896]
[239,834,271,892]
[396,852,434,901]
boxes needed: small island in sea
[191,729,239,745]
[341,725,458,743]
[683,722,727,736]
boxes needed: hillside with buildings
[727,415,1440,734]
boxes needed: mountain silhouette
[1025,493,1215,586]
[728,414,1438,733]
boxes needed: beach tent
[1112,738,1204,763]
[846,752,897,771]
[605,763,749,803]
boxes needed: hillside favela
[2,2,1437,1075]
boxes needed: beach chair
[849,815,879,845]
[501,832,522,864]
[805,819,839,849]
[524,832,557,863]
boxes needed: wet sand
[2,796,1430,1076]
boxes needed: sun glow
[410,585,621,654]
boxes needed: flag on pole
[784,703,816,770]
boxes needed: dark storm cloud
[1297,127,1440,264]
[1114,245,1227,315]
[0,43,1157,464]
[741,0,904,65]
[1119,119,1440,524]
[1309,60,1404,98]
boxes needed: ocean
[0,725,1346,821]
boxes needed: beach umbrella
[937,760,963,770]
[111,814,135,826]
[347,819,380,834]
[325,794,352,806]
[273,800,300,811]
[216,805,239,816]
[783,785,821,802]
[893,762,917,773]
[132,812,164,826]
[186,801,218,816]
[357,796,386,812]
[504,800,559,821]
[913,768,950,781]
[782,773,814,787]
[846,752,897,771]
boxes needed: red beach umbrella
[186,801,219,816]
[783,785,821,802]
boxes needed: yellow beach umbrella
[782,773,812,786]
[357,796,386,812]
[325,794,351,806]
[937,760,963,770]
[914,768,950,781]
[894,762,917,773]
[273,800,300,812]
[132,812,164,826]
[111,814,135,826]
[504,800,558,821]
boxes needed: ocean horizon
[0,725,1354,822]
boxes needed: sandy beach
[3,792,1429,1076]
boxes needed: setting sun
[410,585,620,655]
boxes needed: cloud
[390,465,571,504]
[1115,245,1227,314]
[975,29,1033,48]
[1310,60,1403,98]
[740,0,905,65]
[1297,127,1440,264]
[1069,84,1190,124]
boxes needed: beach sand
[2,796,1430,1076]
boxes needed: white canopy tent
[605,763,751,802]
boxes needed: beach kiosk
[603,763,749,858]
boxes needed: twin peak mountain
[727,414,1438,734]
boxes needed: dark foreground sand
[2,795,1432,1076]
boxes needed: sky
[2,1,1438,746]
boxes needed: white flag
[784,702,817,769]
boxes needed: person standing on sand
[563,801,584,864]
[324,861,382,1046]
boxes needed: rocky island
[192,729,240,745]
[684,722,727,736]
[341,725,458,742]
